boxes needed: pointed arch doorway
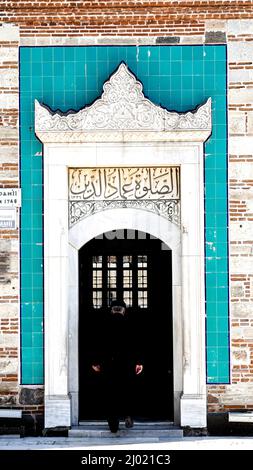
[79,230,174,421]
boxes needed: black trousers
[102,360,135,420]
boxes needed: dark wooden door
[79,231,173,421]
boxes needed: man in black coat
[91,300,143,433]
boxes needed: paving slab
[0,436,253,450]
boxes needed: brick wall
[0,24,19,407]
[207,18,253,413]
[0,25,44,425]
[1,1,253,37]
[0,2,253,423]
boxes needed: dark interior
[79,230,173,421]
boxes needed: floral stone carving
[35,62,211,143]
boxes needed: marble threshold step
[69,421,183,438]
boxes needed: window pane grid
[107,269,117,288]
[107,290,117,306]
[137,269,147,288]
[138,290,148,308]
[93,270,102,288]
[91,254,149,309]
[137,255,147,268]
[137,255,148,306]
[92,255,102,268]
[93,290,102,308]
[123,269,132,288]
[123,290,132,307]
[107,256,117,268]
[123,255,132,268]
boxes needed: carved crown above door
[35,62,212,143]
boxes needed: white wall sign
[0,188,21,208]
[0,208,16,229]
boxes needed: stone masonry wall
[0,1,253,418]
[0,23,19,406]
[208,19,253,413]
[0,23,44,427]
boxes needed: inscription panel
[69,167,180,227]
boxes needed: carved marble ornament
[35,63,212,143]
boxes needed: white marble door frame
[35,63,211,428]
[42,142,207,429]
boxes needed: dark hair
[110,300,126,309]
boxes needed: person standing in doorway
[91,300,143,433]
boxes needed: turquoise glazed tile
[171,47,181,60]
[32,288,43,303]
[206,303,217,318]
[21,258,32,273]
[20,44,228,384]
[32,318,43,333]
[160,47,171,61]
[204,46,215,60]
[65,47,75,61]
[32,258,43,273]
[21,289,33,303]
[149,61,160,75]
[32,332,43,348]
[218,348,229,362]
[193,46,204,60]
[217,304,229,318]
[33,273,43,289]
[206,273,217,287]
[207,362,219,379]
[217,272,228,286]
[22,319,32,333]
[137,61,149,76]
[207,317,217,333]
[32,348,43,363]
[53,47,64,61]
[22,332,33,348]
[22,347,33,362]
[171,62,182,76]
[207,348,218,362]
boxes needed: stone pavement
[0,435,253,450]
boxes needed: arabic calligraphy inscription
[69,167,180,227]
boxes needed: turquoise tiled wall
[20,45,229,384]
